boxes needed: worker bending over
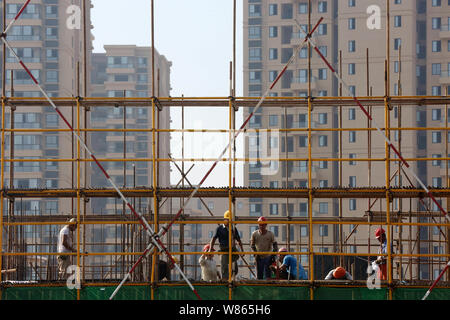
[325,266,353,280]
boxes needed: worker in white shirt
[57,218,77,280]
[199,244,221,282]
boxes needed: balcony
[440,70,450,85]
[440,25,450,39]
[291,76,317,91]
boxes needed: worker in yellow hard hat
[208,210,244,280]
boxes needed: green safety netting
[314,287,388,300]
[1,285,449,300]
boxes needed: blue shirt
[282,255,297,279]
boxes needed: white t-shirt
[58,225,72,253]
[199,255,218,281]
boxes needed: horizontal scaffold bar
[2,187,450,199]
[2,96,449,107]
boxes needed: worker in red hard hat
[250,216,278,280]
[199,244,221,282]
[325,266,353,280]
[374,227,388,280]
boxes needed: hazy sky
[91,1,245,186]
[91,0,243,97]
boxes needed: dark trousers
[279,269,296,280]
[256,256,272,280]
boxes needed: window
[348,63,356,75]
[269,226,279,237]
[432,109,441,121]
[319,203,328,214]
[394,0,401,3]
[432,0,441,6]
[394,38,402,50]
[318,113,327,124]
[270,181,279,188]
[319,225,328,236]
[348,40,356,52]
[249,71,261,84]
[318,68,327,80]
[432,86,442,96]
[319,161,328,169]
[318,135,328,147]
[269,26,278,38]
[318,46,327,57]
[269,114,278,126]
[394,15,402,27]
[432,131,442,143]
[249,4,261,17]
[318,1,327,13]
[349,86,356,96]
[46,114,58,127]
[432,154,442,167]
[298,3,308,14]
[318,24,327,35]
[299,47,308,59]
[269,48,278,60]
[348,18,356,30]
[270,203,279,215]
[394,61,399,73]
[269,4,278,16]
[46,70,58,83]
[319,180,328,187]
[249,26,261,39]
[249,47,262,61]
[281,3,293,19]
[349,131,356,143]
[349,0,356,7]
[349,153,357,165]
[349,199,357,211]
[45,136,58,149]
[318,90,328,97]
[349,108,356,120]
[432,17,441,30]
[432,40,441,52]
[432,177,442,187]
[300,225,308,237]
[299,135,308,147]
[349,176,356,187]
[432,63,441,76]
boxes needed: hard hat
[333,267,346,279]
[224,210,231,219]
[278,247,287,253]
[257,216,267,224]
[203,244,215,252]
[375,228,385,238]
[69,218,77,223]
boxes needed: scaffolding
[1,0,450,300]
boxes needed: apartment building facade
[244,0,450,280]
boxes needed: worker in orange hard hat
[199,244,220,282]
[374,227,388,280]
[209,210,244,280]
[325,266,353,280]
[250,216,278,280]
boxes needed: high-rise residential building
[244,0,450,280]
[1,0,93,215]
[90,45,172,214]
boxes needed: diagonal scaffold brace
[1,0,201,300]
[109,17,325,298]
[294,20,450,300]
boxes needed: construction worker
[271,247,307,280]
[374,227,388,280]
[57,218,77,280]
[325,266,353,280]
[158,260,173,281]
[209,210,244,280]
[199,244,221,282]
[250,216,278,280]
